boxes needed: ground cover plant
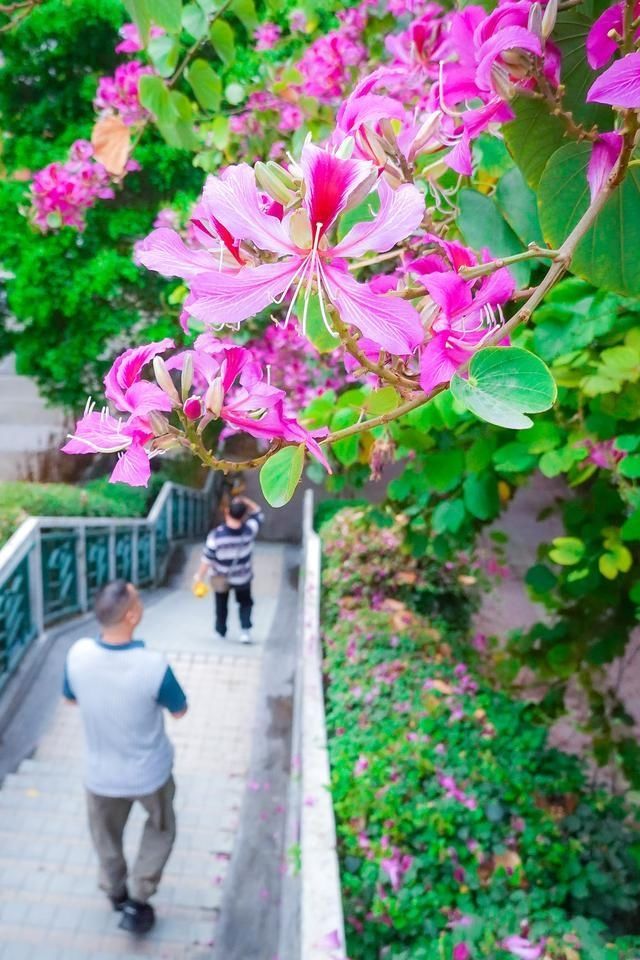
[321,506,640,960]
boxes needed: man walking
[63,579,187,935]
[196,495,264,644]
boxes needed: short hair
[94,579,133,627]
[228,498,248,521]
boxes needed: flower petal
[332,180,425,257]
[300,143,376,234]
[62,410,132,455]
[422,272,473,320]
[475,27,542,93]
[123,380,174,416]
[136,228,216,279]
[419,333,463,392]
[444,132,473,176]
[187,260,301,327]
[587,49,640,106]
[587,2,623,69]
[587,131,623,200]
[324,264,424,354]
[105,338,174,409]
[202,164,295,255]
[110,442,151,487]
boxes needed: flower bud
[255,161,297,206]
[409,111,442,161]
[491,64,517,100]
[356,126,389,166]
[181,353,193,401]
[541,0,557,38]
[183,395,203,420]
[528,2,543,38]
[335,136,355,159]
[152,356,180,404]
[343,168,378,213]
[204,377,224,417]
[148,411,171,436]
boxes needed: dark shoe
[118,899,155,934]
[109,888,129,912]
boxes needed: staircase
[0,647,262,958]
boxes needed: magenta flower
[254,22,282,50]
[419,268,514,392]
[94,61,154,125]
[115,22,165,54]
[104,338,175,415]
[380,850,413,891]
[587,132,623,200]
[63,407,154,486]
[138,144,425,355]
[453,944,471,960]
[29,139,114,231]
[501,935,546,960]
[354,755,369,775]
[587,49,640,107]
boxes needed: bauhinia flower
[587,49,640,107]
[501,935,547,960]
[587,132,623,201]
[137,142,426,355]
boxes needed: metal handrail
[0,471,217,690]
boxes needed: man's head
[94,580,143,635]
[225,497,247,527]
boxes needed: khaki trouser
[86,774,176,903]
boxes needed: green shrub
[321,509,640,960]
[314,498,369,532]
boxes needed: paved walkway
[0,543,288,959]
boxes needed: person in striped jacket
[195,496,264,644]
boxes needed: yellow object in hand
[192,579,209,598]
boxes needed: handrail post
[76,526,88,613]
[29,525,45,638]
[131,527,139,586]
[108,528,116,580]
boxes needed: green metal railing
[0,474,216,692]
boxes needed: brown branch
[332,315,417,390]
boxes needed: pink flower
[453,945,471,960]
[137,144,425,355]
[62,409,154,486]
[30,139,114,231]
[94,61,154,125]
[587,132,623,200]
[289,10,307,31]
[115,22,165,54]
[380,850,413,891]
[255,22,282,50]
[354,755,369,775]
[501,935,546,960]
[587,49,640,107]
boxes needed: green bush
[314,497,369,532]
[321,509,640,960]
[0,475,164,547]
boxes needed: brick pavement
[0,544,286,958]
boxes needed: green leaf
[549,536,585,565]
[538,142,640,297]
[330,408,360,466]
[463,473,499,521]
[148,34,180,77]
[337,195,378,242]
[210,18,236,66]
[458,189,529,286]
[187,59,221,111]
[123,0,151,43]
[450,348,557,430]
[230,0,258,31]
[182,1,207,38]
[615,435,640,452]
[622,510,640,541]
[495,166,543,247]
[138,74,174,124]
[526,563,557,594]
[259,445,305,507]
[599,552,620,579]
[422,450,464,495]
[492,441,537,473]
[209,115,230,149]
[619,455,640,479]
[431,499,466,535]
[364,386,399,415]
[224,81,245,105]
[152,0,183,32]
[473,134,513,178]
[539,445,587,477]
[503,95,565,189]
[553,10,613,130]
[465,436,497,472]
[163,91,198,150]
[304,295,337,353]
[519,420,562,454]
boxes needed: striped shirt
[202,510,263,586]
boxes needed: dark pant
[215,582,253,636]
